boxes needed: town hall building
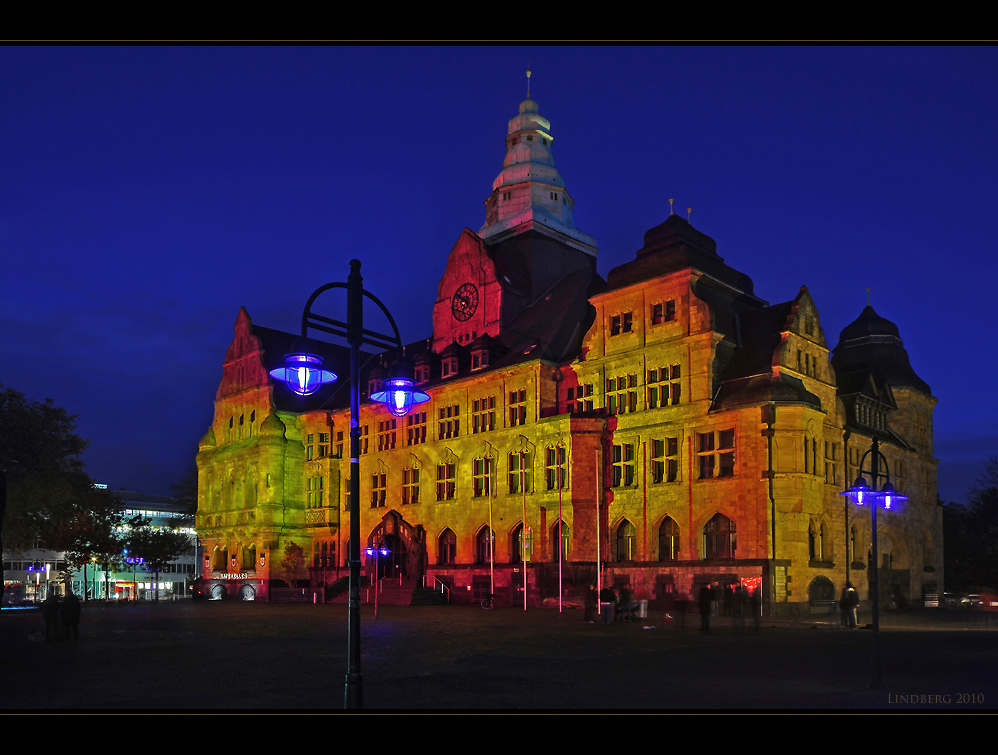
[195,94,942,614]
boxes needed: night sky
[2,46,994,506]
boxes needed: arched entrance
[368,510,425,584]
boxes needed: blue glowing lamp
[841,476,873,506]
[269,351,337,396]
[878,481,907,510]
[365,545,390,558]
[370,362,430,417]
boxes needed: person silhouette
[61,590,81,640]
[40,594,60,642]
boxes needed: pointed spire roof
[478,92,597,256]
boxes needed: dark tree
[1,384,92,604]
[281,542,306,587]
[45,486,125,597]
[944,456,998,592]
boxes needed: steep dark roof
[831,305,931,395]
[604,214,757,297]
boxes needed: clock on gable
[451,282,479,322]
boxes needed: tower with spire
[431,90,600,354]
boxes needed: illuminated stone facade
[196,96,942,613]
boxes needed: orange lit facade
[196,96,942,614]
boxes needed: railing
[304,507,338,527]
[364,576,385,603]
[424,575,451,603]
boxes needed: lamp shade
[878,481,907,510]
[370,362,430,417]
[841,476,872,505]
[269,351,337,396]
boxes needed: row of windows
[609,300,678,337]
[301,368,689,455]
[436,523,561,565]
[430,512,736,566]
[796,349,821,378]
[332,448,570,510]
[224,410,258,442]
[307,516,930,574]
[570,365,683,416]
[616,513,736,562]
[329,431,737,509]
[611,430,735,488]
[305,511,749,569]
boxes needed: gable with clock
[432,229,500,352]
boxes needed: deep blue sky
[2,45,994,505]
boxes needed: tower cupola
[478,94,597,256]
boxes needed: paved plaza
[2,600,995,712]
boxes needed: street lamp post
[364,542,391,620]
[840,434,907,690]
[269,259,428,710]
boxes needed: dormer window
[471,351,489,370]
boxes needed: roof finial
[866,286,871,307]
[687,206,692,223]
[669,198,674,216]
[526,68,531,99]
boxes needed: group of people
[583,584,644,624]
[698,582,760,632]
[39,591,82,642]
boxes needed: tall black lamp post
[840,434,907,689]
[269,259,428,710]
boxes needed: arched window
[551,521,569,562]
[476,527,494,564]
[616,520,636,562]
[438,529,456,565]
[659,517,680,561]
[808,576,835,605]
[703,513,736,560]
[510,523,528,564]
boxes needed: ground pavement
[1,600,995,712]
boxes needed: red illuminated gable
[432,229,501,353]
[218,307,270,399]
